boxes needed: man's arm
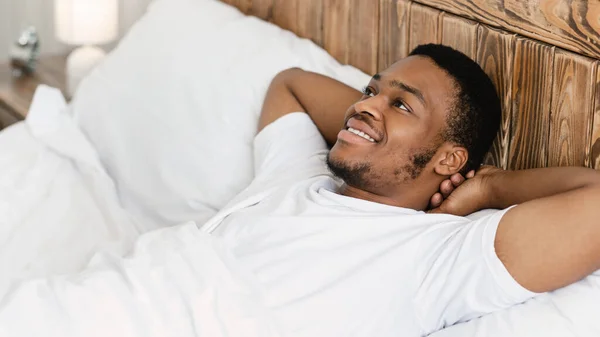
[259,68,363,146]
[434,166,600,293]
[490,167,600,293]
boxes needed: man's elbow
[272,67,304,86]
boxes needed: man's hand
[428,166,503,216]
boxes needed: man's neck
[339,182,434,211]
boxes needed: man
[208,44,600,336]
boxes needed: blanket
[0,86,145,296]
[0,223,280,337]
[0,86,279,336]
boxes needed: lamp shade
[55,0,119,45]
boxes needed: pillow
[430,271,600,337]
[70,0,370,230]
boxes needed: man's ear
[433,145,468,176]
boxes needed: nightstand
[0,55,68,131]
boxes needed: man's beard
[325,147,437,189]
[326,154,373,189]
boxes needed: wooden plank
[408,2,441,52]
[440,13,478,60]
[272,0,298,33]
[297,0,324,46]
[592,64,600,169]
[412,0,600,60]
[221,0,253,14]
[323,0,351,64]
[250,0,274,21]
[236,0,253,14]
[508,38,555,170]
[378,0,411,70]
[347,0,379,74]
[548,50,596,167]
[477,26,516,169]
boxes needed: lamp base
[66,45,106,97]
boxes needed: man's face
[327,56,457,194]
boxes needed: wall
[0,0,154,61]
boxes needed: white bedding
[0,223,280,337]
[0,86,144,296]
[0,87,279,337]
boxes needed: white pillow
[70,0,370,230]
[431,271,600,337]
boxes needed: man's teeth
[347,127,375,142]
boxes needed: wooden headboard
[221,0,600,170]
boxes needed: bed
[0,0,599,336]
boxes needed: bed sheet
[0,85,146,297]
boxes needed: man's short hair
[409,44,501,173]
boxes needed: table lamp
[55,0,118,96]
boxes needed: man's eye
[361,87,376,97]
[393,100,409,112]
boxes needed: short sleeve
[254,113,330,185]
[414,208,540,335]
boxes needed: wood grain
[508,38,555,170]
[378,0,411,70]
[440,13,478,59]
[272,0,298,33]
[548,50,596,167]
[592,64,600,169]
[477,26,516,169]
[323,0,351,64]
[220,0,600,171]
[227,0,252,14]
[296,0,324,46]
[250,0,274,21]
[412,0,600,60]
[347,0,379,74]
[408,2,442,52]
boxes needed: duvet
[0,85,142,296]
[0,86,279,337]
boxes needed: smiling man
[211,44,600,336]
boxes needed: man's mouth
[346,127,376,142]
[344,117,382,143]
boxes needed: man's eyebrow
[389,80,426,106]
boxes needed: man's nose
[353,95,383,121]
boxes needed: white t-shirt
[206,113,537,337]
